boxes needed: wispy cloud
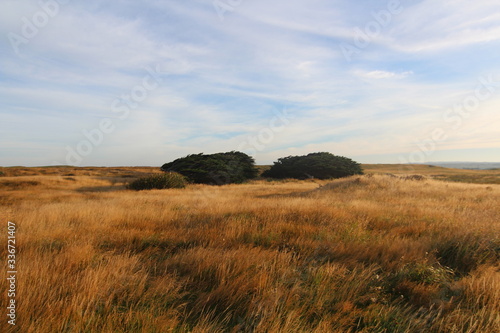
[357,70,414,79]
[388,0,500,53]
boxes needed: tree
[161,151,258,185]
[262,152,363,179]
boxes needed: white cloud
[358,70,414,79]
[388,0,500,53]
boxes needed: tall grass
[0,168,499,332]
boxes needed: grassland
[362,164,500,185]
[1,165,499,332]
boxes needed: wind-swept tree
[161,151,258,185]
[262,152,363,179]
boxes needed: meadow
[0,165,499,332]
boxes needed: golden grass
[0,166,499,332]
[363,164,500,184]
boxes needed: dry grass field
[362,164,500,185]
[1,165,499,332]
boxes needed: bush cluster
[127,172,187,191]
[262,152,363,179]
[159,151,363,185]
[161,151,258,185]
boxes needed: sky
[1,0,500,167]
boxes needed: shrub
[161,151,258,185]
[262,152,363,179]
[127,172,186,191]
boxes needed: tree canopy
[262,152,363,179]
[161,151,258,185]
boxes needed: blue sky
[1,0,499,166]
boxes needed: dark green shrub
[262,152,363,179]
[161,151,258,185]
[127,172,186,191]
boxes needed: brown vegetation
[363,164,500,184]
[0,165,499,332]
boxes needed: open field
[1,165,499,332]
[2,163,500,184]
[362,164,500,185]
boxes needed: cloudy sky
[1,0,499,166]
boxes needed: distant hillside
[426,162,500,170]
[362,164,500,185]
